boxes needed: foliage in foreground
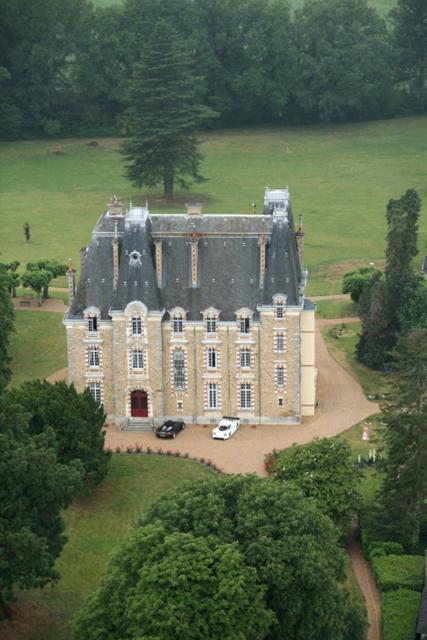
[0,265,14,392]
[0,398,83,619]
[9,380,110,487]
[381,589,421,640]
[267,438,360,538]
[72,475,367,640]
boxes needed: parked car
[212,416,240,440]
[155,420,185,439]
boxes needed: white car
[212,416,240,440]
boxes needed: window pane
[173,349,185,389]
[173,316,183,333]
[132,317,142,335]
[208,383,217,408]
[208,348,216,368]
[206,317,216,333]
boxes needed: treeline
[0,0,425,139]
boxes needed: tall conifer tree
[121,20,216,200]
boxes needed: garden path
[347,523,382,640]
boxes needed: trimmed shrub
[372,554,424,592]
[368,541,404,559]
[382,589,421,640]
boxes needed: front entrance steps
[120,419,155,432]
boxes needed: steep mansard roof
[68,202,305,321]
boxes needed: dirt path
[311,293,351,301]
[347,524,382,640]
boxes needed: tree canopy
[121,20,216,199]
[9,380,110,487]
[73,475,366,640]
[0,265,14,393]
[0,399,83,619]
[342,266,383,303]
[270,438,360,537]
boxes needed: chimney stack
[67,258,76,304]
[185,202,202,216]
[190,230,199,288]
[295,214,305,269]
[112,221,119,290]
[154,240,163,287]
[258,233,267,289]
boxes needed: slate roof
[68,200,309,321]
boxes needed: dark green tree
[293,0,394,122]
[0,398,83,619]
[21,269,50,305]
[270,438,360,537]
[141,475,366,640]
[390,0,427,112]
[380,330,427,548]
[121,20,216,200]
[72,523,273,640]
[357,189,422,368]
[342,266,383,303]
[10,380,110,487]
[0,265,14,393]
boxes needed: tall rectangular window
[207,383,218,409]
[88,346,100,368]
[240,383,251,409]
[207,347,217,369]
[206,317,216,334]
[173,349,185,389]
[276,333,285,352]
[132,349,144,370]
[88,316,98,332]
[239,318,250,334]
[276,304,284,319]
[276,365,285,388]
[173,316,183,333]
[240,348,251,368]
[88,382,101,403]
[132,316,142,335]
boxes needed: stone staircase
[120,419,155,432]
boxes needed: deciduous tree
[342,266,383,303]
[0,265,14,392]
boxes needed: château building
[64,188,316,429]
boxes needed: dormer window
[88,316,98,332]
[206,316,217,335]
[132,316,142,336]
[273,295,286,319]
[173,316,183,333]
[239,318,250,334]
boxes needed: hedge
[382,589,421,640]
[372,554,424,592]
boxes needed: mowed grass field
[5,455,214,640]
[1,116,426,295]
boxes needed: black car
[155,420,185,439]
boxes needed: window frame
[240,347,251,369]
[276,333,285,353]
[206,316,217,335]
[207,382,218,409]
[240,383,251,409]
[88,346,100,368]
[132,349,144,370]
[276,365,285,388]
[87,315,98,333]
[207,347,217,369]
[173,349,185,389]
[131,316,142,336]
[88,382,101,403]
[172,315,184,334]
[239,317,250,334]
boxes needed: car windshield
[219,425,229,431]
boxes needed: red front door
[131,390,148,417]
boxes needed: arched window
[173,349,185,389]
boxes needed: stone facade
[64,188,316,427]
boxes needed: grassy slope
[9,311,67,386]
[19,455,214,640]
[322,321,387,397]
[315,298,358,318]
[0,116,426,295]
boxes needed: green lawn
[9,311,67,386]
[315,297,358,319]
[17,454,215,640]
[0,116,426,295]
[322,321,387,398]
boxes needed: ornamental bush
[372,554,424,592]
[381,589,421,640]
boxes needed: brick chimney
[295,214,304,269]
[112,221,119,290]
[67,258,76,304]
[154,240,163,287]
[185,203,202,216]
[258,233,267,289]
